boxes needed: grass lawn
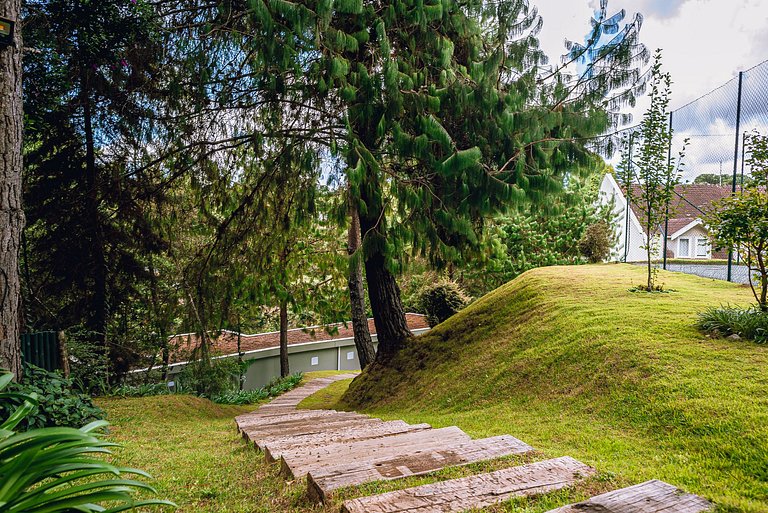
[325,264,768,513]
[97,265,767,512]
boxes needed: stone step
[307,434,534,503]
[546,480,712,513]
[262,421,432,462]
[340,456,594,513]
[243,418,384,445]
[280,426,472,478]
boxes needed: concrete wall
[165,328,430,390]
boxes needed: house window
[310,356,319,366]
[696,237,710,258]
[346,351,355,360]
[679,238,690,258]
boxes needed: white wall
[598,174,660,262]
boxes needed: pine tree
[0,0,24,379]
[146,0,647,361]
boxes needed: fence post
[727,71,744,283]
[623,132,633,262]
[663,111,673,270]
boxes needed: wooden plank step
[236,409,365,429]
[263,421,432,462]
[307,434,534,503]
[281,426,472,478]
[341,456,595,513]
[244,418,385,445]
[546,480,712,513]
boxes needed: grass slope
[333,264,768,512]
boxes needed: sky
[534,0,768,178]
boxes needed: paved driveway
[663,263,752,284]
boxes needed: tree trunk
[347,201,376,369]
[81,71,109,377]
[358,207,412,359]
[0,4,25,379]
[363,251,412,358]
[279,299,289,377]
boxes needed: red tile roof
[622,184,731,236]
[168,313,429,364]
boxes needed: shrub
[417,279,470,328]
[0,372,174,513]
[697,306,768,343]
[578,220,612,263]
[176,357,240,397]
[0,364,104,431]
[65,326,111,394]
[109,382,172,398]
[211,372,304,405]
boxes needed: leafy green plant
[697,306,768,343]
[0,371,175,513]
[0,364,104,431]
[176,357,240,398]
[211,372,303,405]
[579,220,613,263]
[109,382,172,398]
[417,280,471,328]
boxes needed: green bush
[109,382,172,398]
[578,220,612,263]
[0,364,104,431]
[65,326,111,394]
[417,279,470,327]
[176,357,240,397]
[697,306,768,343]
[0,372,174,513]
[211,372,304,405]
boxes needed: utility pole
[727,71,744,283]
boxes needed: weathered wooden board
[281,426,472,478]
[307,434,534,502]
[546,480,712,513]
[236,409,365,430]
[341,456,594,513]
[244,418,385,446]
[263,421,432,462]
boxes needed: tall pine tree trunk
[81,71,109,380]
[0,5,25,379]
[279,299,289,377]
[358,212,412,359]
[347,200,376,369]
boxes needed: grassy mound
[339,264,768,512]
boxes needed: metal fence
[606,58,768,286]
[21,331,66,372]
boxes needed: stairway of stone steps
[235,376,713,513]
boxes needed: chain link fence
[602,59,768,286]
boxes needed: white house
[598,174,730,262]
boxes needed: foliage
[176,358,240,398]
[211,373,304,405]
[621,51,686,291]
[697,306,768,343]
[693,173,754,187]
[109,382,172,398]
[706,132,768,311]
[579,221,613,263]
[417,280,471,328]
[340,265,767,512]
[0,372,174,513]
[64,327,112,394]
[0,364,104,431]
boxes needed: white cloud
[536,0,768,119]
